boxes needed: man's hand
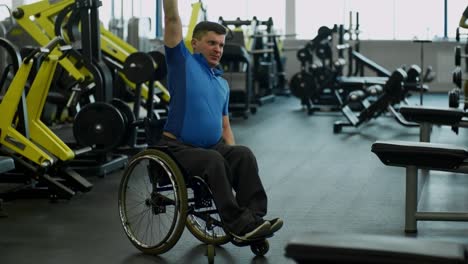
[222,115,235,145]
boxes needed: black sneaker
[232,221,271,241]
[267,218,283,233]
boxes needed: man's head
[191,21,227,67]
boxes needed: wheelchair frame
[117,147,270,263]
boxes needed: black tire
[251,239,269,256]
[118,149,188,255]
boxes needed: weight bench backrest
[371,140,468,170]
[221,44,251,64]
[351,50,392,77]
[227,30,246,47]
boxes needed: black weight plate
[289,72,315,99]
[73,102,126,152]
[296,48,312,63]
[111,98,135,145]
[148,51,167,81]
[111,98,135,125]
[123,52,155,84]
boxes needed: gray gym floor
[2,94,468,264]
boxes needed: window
[184,0,286,36]
[101,0,156,38]
[0,0,12,22]
[447,0,468,39]
[296,0,467,40]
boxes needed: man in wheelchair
[161,0,283,241]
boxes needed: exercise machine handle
[24,36,63,63]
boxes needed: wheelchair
[117,147,270,263]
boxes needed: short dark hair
[192,21,227,40]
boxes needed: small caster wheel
[333,124,342,134]
[250,107,257,114]
[251,239,269,256]
[307,108,314,115]
[206,244,215,263]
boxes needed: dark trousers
[158,136,268,234]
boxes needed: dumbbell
[448,69,468,109]
[347,90,366,102]
[365,84,383,96]
[454,46,468,66]
[452,66,467,88]
[456,27,468,42]
[448,88,463,108]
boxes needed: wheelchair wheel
[118,149,188,255]
[251,239,269,256]
[185,177,230,246]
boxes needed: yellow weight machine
[184,1,207,53]
[0,37,92,199]
[12,0,169,106]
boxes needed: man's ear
[191,38,197,50]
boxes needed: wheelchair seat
[117,146,270,262]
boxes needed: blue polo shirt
[164,41,229,148]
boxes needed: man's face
[192,31,225,68]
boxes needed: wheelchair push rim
[118,149,188,255]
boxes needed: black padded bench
[400,106,466,142]
[337,76,388,91]
[372,140,468,232]
[285,232,468,264]
[352,50,392,77]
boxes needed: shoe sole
[232,222,271,241]
[270,220,283,233]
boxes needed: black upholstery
[337,76,387,87]
[400,106,465,126]
[228,30,246,47]
[222,44,251,64]
[285,232,467,264]
[352,50,391,77]
[372,140,468,170]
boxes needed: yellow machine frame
[184,1,206,53]
[13,0,169,103]
[0,44,74,166]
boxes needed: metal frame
[404,164,468,233]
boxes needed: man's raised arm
[163,0,183,47]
